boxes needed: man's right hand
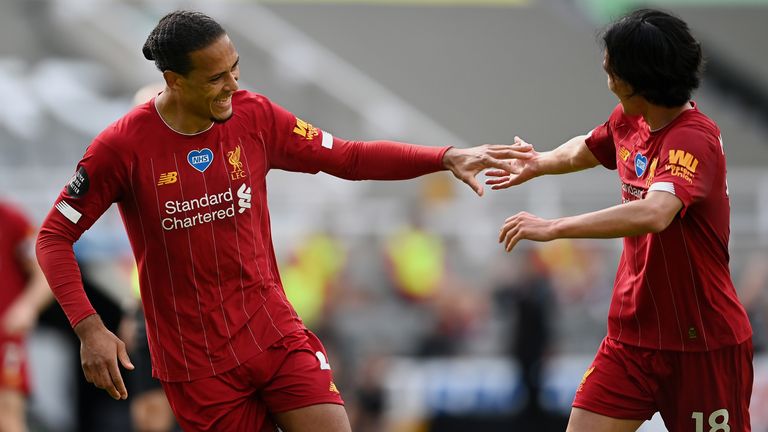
[484,136,541,189]
[74,314,134,400]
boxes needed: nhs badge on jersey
[188,148,214,172]
[634,153,648,177]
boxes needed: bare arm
[1,251,53,335]
[486,135,600,189]
[499,191,683,251]
[2,231,54,335]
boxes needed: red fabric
[573,337,752,430]
[0,336,30,395]
[585,103,751,352]
[0,203,34,395]
[36,90,449,381]
[36,218,96,327]
[0,203,32,316]
[161,330,342,432]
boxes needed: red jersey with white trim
[585,103,751,352]
[0,202,32,314]
[38,90,447,381]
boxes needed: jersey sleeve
[265,101,448,180]
[36,135,130,327]
[585,106,622,170]
[54,138,128,233]
[648,126,720,217]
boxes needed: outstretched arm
[498,191,683,252]
[266,100,534,195]
[485,135,600,189]
[303,139,533,196]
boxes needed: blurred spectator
[384,209,446,302]
[0,200,52,432]
[495,247,555,421]
[283,230,347,330]
[118,266,177,432]
[738,251,768,353]
[348,354,389,432]
[415,284,488,358]
[122,307,178,432]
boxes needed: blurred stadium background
[1,0,766,431]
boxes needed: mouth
[213,95,232,110]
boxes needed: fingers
[81,336,132,400]
[485,176,510,186]
[485,141,533,159]
[486,142,532,152]
[486,149,533,160]
[108,360,128,400]
[485,169,510,178]
[490,181,514,190]
[503,227,522,252]
[463,174,483,196]
[84,361,125,400]
[482,158,516,173]
[498,213,525,252]
[118,342,135,371]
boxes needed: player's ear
[163,70,181,90]
[610,76,634,100]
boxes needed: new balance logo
[237,183,251,214]
[157,172,178,186]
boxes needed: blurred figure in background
[738,251,768,353]
[119,265,177,432]
[35,9,531,432]
[0,200,51,432]
[282,230,347,332]
[494,246,555,424]
[489,8,753,432]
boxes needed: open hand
[443,141,533,196]
[485,136,540,190]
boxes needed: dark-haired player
[35,10,530,432]
[488,9,753,432]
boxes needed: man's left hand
[443,143,533,196]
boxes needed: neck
[155,91,214,135]
[643,102,692,131]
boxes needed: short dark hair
[602,9,703,107]
[142,10,226,76]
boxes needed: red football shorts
[161,329,344,432]
[0,335,29,395]
[573,337,753,431]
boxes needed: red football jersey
[585,103,751,352]
[38,90,447,381]
[0,202,32,314]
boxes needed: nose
[225,71,239,91]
